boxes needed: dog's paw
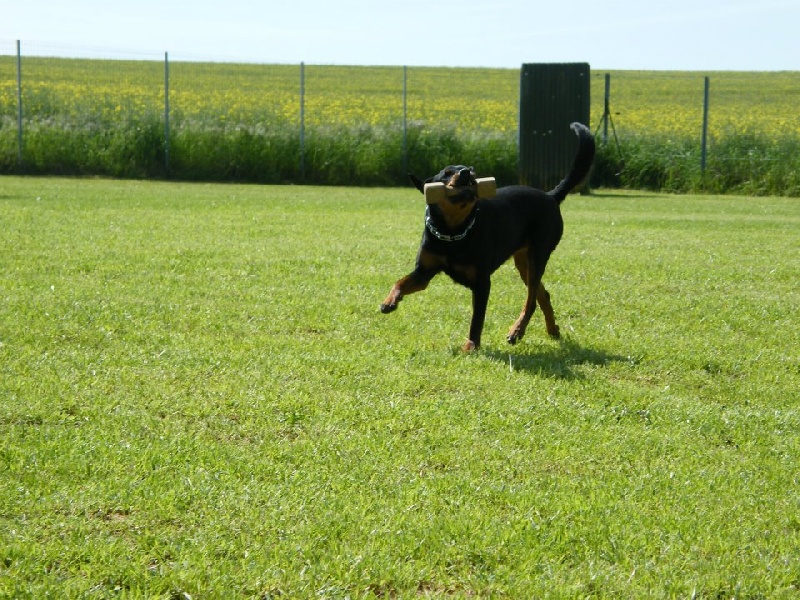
[507,329,525,345]
[379,302,397,314]
[462,340,479,352]
[507,322,528,345]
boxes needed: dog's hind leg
[508,251,534,344]
[507,290,536,345]
[537,283,560,339]
[508,249,548,345]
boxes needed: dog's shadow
[483,336,630,380]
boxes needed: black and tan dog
[380,122,595,352]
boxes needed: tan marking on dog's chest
[449,262,478,284]
[435,201,475,230]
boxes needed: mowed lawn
[1,176,798,598]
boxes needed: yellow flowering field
[1,56,797,139]
[590,70,800,140]
[166,63,520,132]
[0,57,163,122]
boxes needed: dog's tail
[550,122,596,204]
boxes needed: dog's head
[410,165,479,229]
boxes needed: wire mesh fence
[2,40,799,194]
[1,41,522,183]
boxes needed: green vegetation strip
[1,177,799,597]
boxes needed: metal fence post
[402,65,408,176]
[299,62,305,181]
[164,52,171,177]
[701,76,710,176]
[16,40,23,167]
[603,73,610,145]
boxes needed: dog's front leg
[464,279,491,351]
[380,267,437,314]
[381,250,442,314]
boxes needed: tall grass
[8,116,798,195]
[15,115,166,179]
[1,176,799,597]
[598,132,800,196]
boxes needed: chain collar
[425,205,477,242]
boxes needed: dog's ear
[409,173,425,194]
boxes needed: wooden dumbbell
[424,177,497,205]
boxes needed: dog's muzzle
[453,168,475,187]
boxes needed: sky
[3,0,799,71]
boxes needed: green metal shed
[518,63,591,190]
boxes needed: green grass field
[1,176,799,598]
